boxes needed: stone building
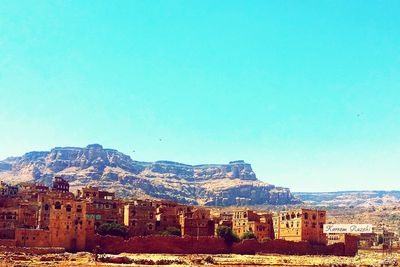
[232,209,274,240]
[81,186,124,228]
[1,177,95,251]
[275,208,327,245]
[179,207,215,237]
[358,232,377,247]
[0,181,18,196]
[154,200,182,232]
[0,207,18,239]
[124,199,156,236]
[52,176,70,193]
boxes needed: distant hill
[0,144,299,206]
[294,191,400,208]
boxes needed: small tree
[159,227,181,237]
[97,222,128,238]
[241,231,257,240]
[216,226,239,245]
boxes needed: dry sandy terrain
[0,250,399,267]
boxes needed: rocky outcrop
[0,144,300,205]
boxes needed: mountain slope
[0,144,299,206]
[294,191,400,208]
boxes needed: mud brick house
[52,177,70,193]
[0,207,18,239]
[0,178,95,251]
[232,209,274,240]
[40,193,89,250]
[0,181,18,196]
[81,186,124,228]
[358,232,377,247]
[124,199,156,236]
[179,207,215,237]
[154,200,182,232]
[275,208,327,245]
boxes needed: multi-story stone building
[232,209,274,240]
[154,200,182,232]
[179,207,215,237]
[16,190,91,251]
[124,199,156,236]
[275,208,327,245]
[81,186,124,228]
[0,181,18,196]
[0,178,95,251]
[52,177,70,193]
[0,207,18,239]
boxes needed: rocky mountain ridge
[294,191,400,208]
[0,144,299,206]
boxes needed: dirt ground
[0,249,399,267]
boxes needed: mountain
[294,191,400,208]
[0,144,299,206]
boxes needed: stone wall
[87,235,229,254]
[15,228,51,248]
[87,234,358,256]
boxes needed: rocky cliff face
[0,144,299,205]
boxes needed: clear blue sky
[0,1,399,192]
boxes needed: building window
[77,205,82,213]
[66,205,72,212]
[304,213,308,220]
[44,204,49,211]
[55,202,62,209]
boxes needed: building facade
[232,209,274,240]
[275,208,327,245]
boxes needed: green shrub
[216,226,240,245]
[159,227,181,236]
[241,231,257,240]
[96,222,128,238]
